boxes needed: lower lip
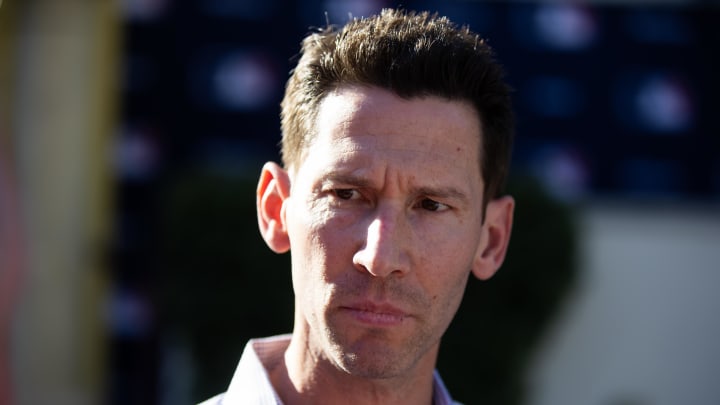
[342,308,406,326]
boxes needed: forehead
[289,86,486,203]
[308,86,482,169]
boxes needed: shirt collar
[222,334,456,405]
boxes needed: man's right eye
[334,189,357,200]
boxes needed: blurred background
[1,0,719,404]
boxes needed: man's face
[284,85,488,379]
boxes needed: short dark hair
[280,8,514,204]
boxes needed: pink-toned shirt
[198,334,460,405]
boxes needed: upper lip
[342,301,410,317]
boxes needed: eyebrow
[319,171,373,189]
[414,185,470,204]
[320,171,471,204]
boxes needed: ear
[256,162,292,253]
[471,195,515,280]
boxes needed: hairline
[287,83,486,174]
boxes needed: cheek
[425,255,471,301]
[417,228,477,305]
[288,211,359,326]
[416,266,469,344]
[287,204,357,288]
[418,221,480,268]
[304,203,360,252]
[426,261,471,332]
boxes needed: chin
[331,338,419,380]
[339,354,408,379]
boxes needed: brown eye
[420,198,441,211]
[334,189,356,200]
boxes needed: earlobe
[256,162,292,253]
[471,196,515,280]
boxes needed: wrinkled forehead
[311,133,472,175]
[288,86,484,186]
[315,86,481,156]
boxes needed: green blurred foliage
[159,171,576,404]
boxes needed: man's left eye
[333,189,358,200]
[419,198,448,212]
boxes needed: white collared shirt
[198,334,460,405]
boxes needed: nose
[352,207,411,278]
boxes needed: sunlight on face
[286,85,487,378]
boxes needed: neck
[268,323,437,405]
